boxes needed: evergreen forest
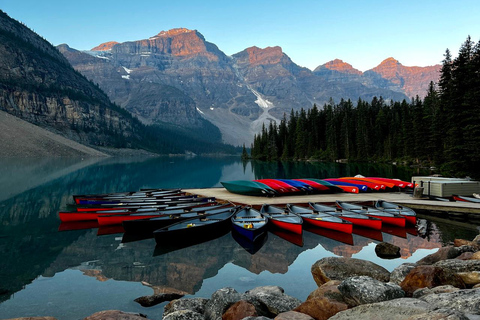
[249,36,480,177]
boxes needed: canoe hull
[339,216,382,230]
[269,218,302,235]
[301,217,353,234]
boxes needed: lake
[0,156,479,320]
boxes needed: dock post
[413,187,424,199]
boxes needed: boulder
[294,297,347,320]
[222,300,257,320]
[163,310,204,320]
[400,265,466,296]
[406,308,469,320]
[338,276,404,307]
[306,280,344,303]
[311,257,390,286]
[244,285,302,317]
[415,246,461,265]
[328,298,431,320]
[472,251,480,260]
[412,285,460,298]
[83,310,149,320]
[134,292,184,307]
[375,242,401,259]
[275,311,314,320]
[164,298,209,318]
[389,263,416,285]
[456,252,474,260]
[205,287,243,320]
[434,259,480,285]
[419,289,480,315]
[453,238,480,250]
[242,317,272,320]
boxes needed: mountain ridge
[62,28,440,145]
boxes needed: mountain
[0,11,234,156]
[0,10,145,151]
[369,57,440,98]
[314,58,441,99]
[62,31,424,145]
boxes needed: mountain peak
[154,28,195,38]
[379,57,400,66]
[322,59,362,75]
[91,41,119,51]
[242,46,284,66]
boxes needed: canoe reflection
[352,226,383,242]
[232,229,268,254]
[304,225,354,245]
[268,228,304,247]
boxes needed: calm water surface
[0,157,479,320]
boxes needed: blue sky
[2,0,479,71]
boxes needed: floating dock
[185,188,480,219]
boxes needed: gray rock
[275,311,314,319]
[162,310,204,320]
[390,263,416,285]
[311,257,390,286]
[205,287,242,320]
[375,242,401,258]
[338,276,405,307]
[163,298,209,318]
[134,293,184,307]
[416,246,463,265]
[419,289,480,315]
[246,286,285,296]
[406,308,469,320]
[83,310,149,320]
[329,298,430,320]
[412,285,460,299]
[244,285,302,317]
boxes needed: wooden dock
[185,188,480,217]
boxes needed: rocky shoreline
[7,234,480,320]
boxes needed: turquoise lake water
[0,157,478,319]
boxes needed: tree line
[249,36,480,177]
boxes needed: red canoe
[293,179,331,192]
[336,201,406,227]
[338,178,384,191]
[254,179,300,194]
[367,177,414,189]
[287,204,353,234]
[259,204,303,235]
[309,203,382,230]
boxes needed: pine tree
[241,143,249,160]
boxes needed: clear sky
[2,0,479,71]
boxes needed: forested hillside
[250,36,480,177]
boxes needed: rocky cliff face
[234,47,409,120]
[315,57,441,99]
[62,29,260,145]
[0,10,144,149]
[369,57,440,98]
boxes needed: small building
[412,176,480,197]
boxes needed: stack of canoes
[59,187,418,252]
[221,177,413,197]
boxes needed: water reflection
[0,157,478,320]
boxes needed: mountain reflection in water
[0,157,479,320]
